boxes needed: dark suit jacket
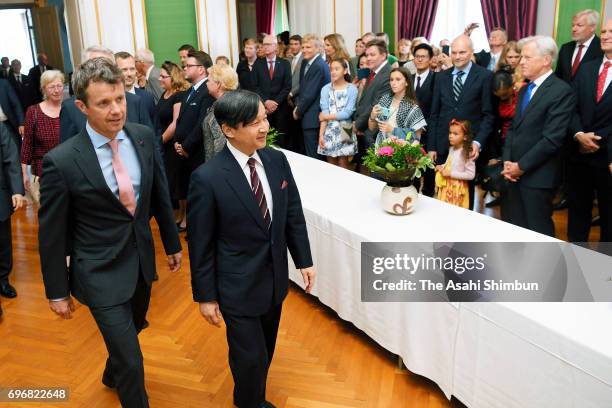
[475,50,491,69]
[38,123,181,307]
[555,36,603,83]
[8,73,37,111]
[0,122,24,222]
[134,87,156,123]
[569,58,612,168]
[60,92,154,143]
[413,70,436,148]
[429,64,495,156]
[236,59,256,92]
[502,74,576,189]
[0,68,10,80]
[252,57,292,105]
[174,80,214,166]
[0,79,25,131]
[296,56,331,129]
[28,64,54,101]
[187,146,313,316]
[354,62,392,140]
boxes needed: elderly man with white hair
[135,48,163,103]
[60,45,154,143]
[501,36,576,237]
[556,9,603,83]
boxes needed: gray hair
[412,37,429,45]
[574,9,600,26]
[82,45,115,63]
[73,57,124,105]
[40,70,64,95]
[519,35,558,62]
[135,48,155,65]
[302,34,323,50]
[518,35,558,64]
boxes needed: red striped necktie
[247,158,271,229]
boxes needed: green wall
[554,0,603,46]
[382,0,396,54]
[145,0,198,65]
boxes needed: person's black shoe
[102,372,116,388]
[0,282,17,298]
[553,198,568,211]
[592,215,601,226]
[142,320,149,329]
[261,401,276,408]
[485,197,502,208]
[153,273,159,281]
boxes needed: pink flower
[378,146,395,156]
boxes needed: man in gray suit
[287,35,304,153]
[353,39,392,170]
[136,49,163,103]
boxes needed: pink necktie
[108,139,136,215]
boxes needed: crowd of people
[0,7,610,406]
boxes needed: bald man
[429,35,495,209]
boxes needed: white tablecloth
[282,149,612,408]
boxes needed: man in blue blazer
[429,35,495,208]
[115,52,156,123]
[188,90,315,407]
[293,34,330,158]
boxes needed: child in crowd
[435,119,476,208]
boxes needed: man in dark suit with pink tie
[187,90,316,408]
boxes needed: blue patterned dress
[318,83,358,157]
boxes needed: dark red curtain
[398,0,440,40]
[480,0,538,41]
[256,0,276,35]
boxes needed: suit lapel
[516,75,555,127]
[258,149,281,230]
[221,147,268,234]
[457,66,480,105]
[72,129,133,216]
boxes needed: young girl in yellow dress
[435,119,476,208]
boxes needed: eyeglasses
[184,64,202,69]
[45,84,63,90]
[159,74,171,79]
[262,43,276,46]
[414,54,430,60]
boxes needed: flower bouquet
[363,136,434,215]
[363,136,434,186]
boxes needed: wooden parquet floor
[0,189,598,407]
[0,204,466,408]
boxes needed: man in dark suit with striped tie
[567,19,612,249]
[502,36,575,237]
[187,90,315,408]
[429,35,495,208]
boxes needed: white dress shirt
[414,69,430,90]
[572,35,595,65]
[599,56,612,95]
[529,69,554,99]
[227,141,273,220]
[0,104,7,122]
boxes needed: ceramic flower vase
[380,183,418,215]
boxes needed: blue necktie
[185,86,195,102]
[519,82,536,116]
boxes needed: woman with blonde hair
[397,38,413,67]
[20,69,64,205]
[156,60,190,227]
[324,33,352,78]
[203,64,239,162]
[496,41,524,88]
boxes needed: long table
[282,149,612,408]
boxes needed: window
[0,8,37,72]
[429,0,489,53]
